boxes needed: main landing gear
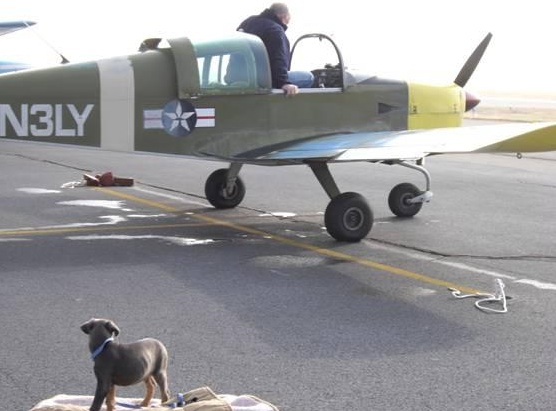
[204,163,245,209]
[309,161,433,241]
[204,160,433,242]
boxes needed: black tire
[324,192,373,242]
[204,169,246,209]
[388,183,423,217]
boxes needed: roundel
[161,99,197,137]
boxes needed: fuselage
[0,33,467,159]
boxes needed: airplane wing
[232,122,556,164]
[0,21,35,36]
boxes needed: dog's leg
[90,381,110,411]
[140,376,156,407]
[153,371,171,403]
[106,385,116,411]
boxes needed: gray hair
[270,3,289,16]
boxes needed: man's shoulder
[240,15,259,25]
[239,14,283,33]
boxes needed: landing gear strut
[388,160,433,217]
[309,159,434,242]
[202,159,434,243]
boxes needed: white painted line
[412,287,438,296]
[367,241,556,292]
[259,212,297,218]
[0,216,127,234]
[370,242,516,279]
[437,260,516,281]
[17,188,61,194]
[66,234,215,246]
[368,242,436,262]
[127,214,168,219]
[57,200,130,210]
[132,186,210,207]
[514,279,556,291]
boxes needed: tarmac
[1,119,556,410]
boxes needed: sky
[1,0,555,95]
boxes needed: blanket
[30,387,279,411]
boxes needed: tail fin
[0,20,36,37]
[0,20,69,66]
[0,21,37,74]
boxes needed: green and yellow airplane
[1,32,555,241]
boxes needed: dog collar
[91,336,114,361]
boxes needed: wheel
[204,168,245,209]
[324,192,373,242]
[388,183,423,217]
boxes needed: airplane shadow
[162,242,476,361]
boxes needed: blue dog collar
[91,336,114,361]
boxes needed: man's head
[270,3,290,25]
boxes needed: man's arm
[266,29,291,88]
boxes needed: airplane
[0,21,36,73]
[1,31,555,242]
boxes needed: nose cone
[465,91,481,111]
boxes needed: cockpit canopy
[140,32,365,95]
[193,33,272,92]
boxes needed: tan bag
[179,386,279,411]
[182,386,230,411]
[183,397,231,411]
[182,386,220,403]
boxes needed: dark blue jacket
[238,9,291,88]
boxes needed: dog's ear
[104,320,120,336]
[80,318,96,335]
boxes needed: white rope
[449,278,508,314]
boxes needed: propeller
[454,32,492,87]
[454,32,493,111]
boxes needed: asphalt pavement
[1,121,555,411]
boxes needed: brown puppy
[80,318,170,411]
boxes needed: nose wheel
[387,160,433,218]
[388,183,423,217]
[205,167,245,209]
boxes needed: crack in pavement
[372,238,556,262]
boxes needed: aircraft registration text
[0,104,94,138]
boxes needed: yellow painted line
[0,222,211,237]
[101,188,481,294]
[93,187,180,212]
[194,213,481,294]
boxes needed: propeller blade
[454,32,493,88]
